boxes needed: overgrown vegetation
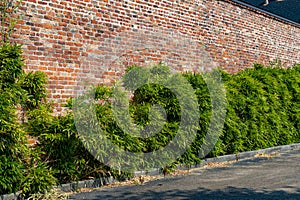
[67,63,299,171]
[211,63,300,156]
[0,43,56,197]
[0,42,299,197]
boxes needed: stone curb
[2,143,300,199]
[0,193,21,200]
[57,176,118,192]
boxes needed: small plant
[19,71,48,110]
[0,42,24,89]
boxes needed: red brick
[42,23,52,29]
[10,0,299,113]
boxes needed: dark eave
[223,0,300,28]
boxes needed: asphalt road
[70,149,300,200]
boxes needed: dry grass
[169,169,190,176]
[66,174,163,195]
[66,168,193,196]
[254,151,280,159]
[28,188,69,200]
[67,161,237,196]
[202,160,236,169]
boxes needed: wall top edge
[222,0,300,28]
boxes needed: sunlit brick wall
[9,0,300,111]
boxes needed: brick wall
[8,0,300,111]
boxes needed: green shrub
[21,152,57,197]
[19,71,48,111]
[14,61,300,194]
[0,86,56,197]
[217,64,300,155]
[0,43,56,196]
[0,154,25,194]
[64,63,300,173]
[0,43,29,194]
[0,43,23,88]
[25,109,114,183]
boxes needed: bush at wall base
[0,43,56,197]
[1,42,299,197]
[47,62,300,177]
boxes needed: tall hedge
[0,43,56,197]
[213,64,300,155]
[22,62,300,192]
[46,63,299,173]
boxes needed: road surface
[70,149,300,199]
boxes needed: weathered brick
[6,0,300,112]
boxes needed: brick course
[6,0,300,111]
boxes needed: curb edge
[2,143,300,199]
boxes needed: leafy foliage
[216,63,300,155]
[1,44,299,198]
[0,43,56,197]
[0,43,23,89]
[65,63,300,174]
[19,71,48,110]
